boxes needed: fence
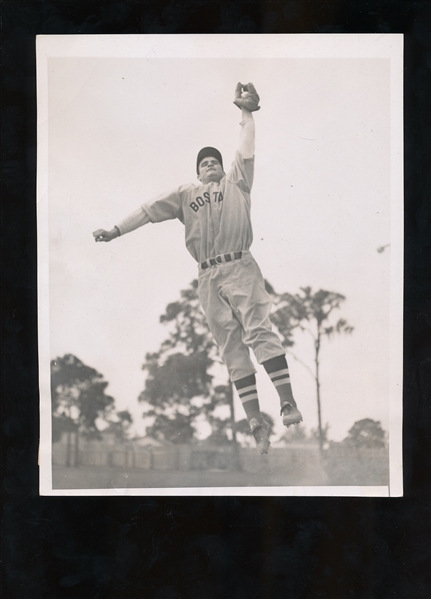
[52,437,389,485]
[53,439,329,482]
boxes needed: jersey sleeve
[116,207,151,236]
[226,151,254,193]
[142,185,188,224]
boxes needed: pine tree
[270,287,354,451]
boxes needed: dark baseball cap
[196,147,223,174]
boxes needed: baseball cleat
[280,403,303,428]
[249,418,271,454]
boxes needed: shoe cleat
[280,403,303,428]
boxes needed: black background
[2,2,430,598]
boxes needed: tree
[342,419,386,449]
[140,281,240,455]
[140,347,215,444]
[51,354,115,440]
[270,286,353,451]
[104,410,134,441]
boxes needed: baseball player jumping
[93,83,303,454]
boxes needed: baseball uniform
[116,140,286,382]
[94,83,304,454]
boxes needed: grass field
[52,462,330,490]
[52,446,389,490]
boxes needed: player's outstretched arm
[234,82,259,159]
[93,227,120,242]
[93,206,152,243]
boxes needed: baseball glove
[233,82,260,112]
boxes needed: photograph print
[37,34,403,496]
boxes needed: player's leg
[222,254,302,427]
[198,269,270,453]
[261,354,303,427]
[232,373,270,454]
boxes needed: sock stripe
[238,384,258,404]
[269,368,289,378]
[271,374,290,384]
[272,378,291,388]
[237,385,256,395]
[264,356,296,409]
[262,355,287,374]
[240,393,259,404]
[234,374,257,390]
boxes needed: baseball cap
[196,147,223,174]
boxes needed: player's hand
[233,82,260,112]
[93,228,119,242]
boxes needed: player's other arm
[93,207,150,242]
[233,82,260,159]
[93,187,183,242]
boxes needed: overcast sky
[40,35,402,443]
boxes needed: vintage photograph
[37,34,403,496]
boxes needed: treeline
[51,278,386,451]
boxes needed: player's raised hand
[233,82,260,112]
[93,228,119,242]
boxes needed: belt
[200,251,243,270]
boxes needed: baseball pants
[198,251,286,381]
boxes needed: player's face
[198,157,224,184]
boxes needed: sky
[39,35,402,444]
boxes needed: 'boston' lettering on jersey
[190,191,224,213]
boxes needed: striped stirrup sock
[234,374,261,422]
[262,355,297,409]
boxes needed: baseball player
[93,83,302,454]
